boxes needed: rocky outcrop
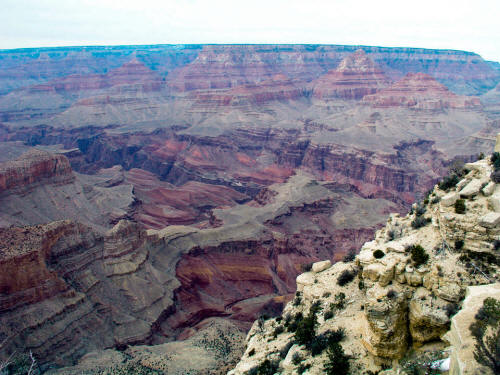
[0,149,74,195]
[230,155,500,374]
[363,72,482,109]
[312,49,390,100]
[444,283,500,375]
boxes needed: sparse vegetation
[272,325,284,338]
[386,289,397,299]
[343,250,356,262]
[409,244,429,267]
[454,199,466,214]
[373,249,385,259]
[310,328,346,356]
[337,269,356,286]
[297,363,311,374]
[301,262,313,272]
[247,358,280,375]
[330,292,346,311]
[455,239,464,251]
[411,215,431,229]
[438,174,459,191]
[469,297,500,373]
[323,342,350,375]
[292,352,302,365]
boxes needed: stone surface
[444,283,500,375]
[312,260,331,273]
[363,73,482,109]
[441,192,459,207]
[459,179,483,197]
[482,181,495,196]
[478,212,500,228]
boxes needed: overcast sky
[1,0,499,61]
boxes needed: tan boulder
[444,283,500,375]
[361,286,409,358]
[409,288,450,343]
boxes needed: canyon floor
[0,44,499,374]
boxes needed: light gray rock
[488,192,500,212]
[478,212,500,228]
[441,192,459,207]
[482,181,495,196]
[459,179,482,197]
[456,179,468,191]
[312,260,331,273]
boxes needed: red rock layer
[30,58,163,94]
[189,74,304,108]
[312,49,390,100]
[126,168,249,228]
[0,149,74,195]
[362,72,481,109]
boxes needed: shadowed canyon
[0,44,499,374]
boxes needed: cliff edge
[229,153,500,374]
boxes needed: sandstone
[456,178,469,190]
[478,212,500,228]
[459,179,482,197]
[488,192,500,212]
[409,288,450,343]
[362,72,481,109]
[444,283,500,375]
[482,181,495,196]
[436,281,464,303]
[441,192,459,207]
[296,272,316,291]
[312,49,390,100]
[312,259,331,273]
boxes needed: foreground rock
[230,155,500,374]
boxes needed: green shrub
[438,174,459,191]
[330,292,346,311]
[293,296,302,306]
[409,245,429,266]
[492,152,500,171]
[323,342,350,375]
[248,348,255,356]
[295,312,317,346]
[297,363,311,374]
[310,300,322,315]
[415,204,426,217]
[373,249,385,259]
[287,312,303,332]
[431,196,440,204]
[292,352,302,365]
[399,350,445,375]
[469,298,500,373]
[337,269,356,286]
[309,328,346,356]
[455,199,466,214]
[273,325,284,338]
[247,359,280,375]
[411,216,431,229]
[455,239,464,250]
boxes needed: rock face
[230,155,500,374]
[363,73,482,109]
[312,49,390,100]
[444,283,500,375]
[0,149,74,195]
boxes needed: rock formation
[230,155,500,374]
[363,72,482,109]
[312,49,390,100]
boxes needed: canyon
[0,44,499,374]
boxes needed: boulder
[441,192,459,207]
[444,283,500,375]
[482,182,495,196]
[361,286,409,359]
[459,179,482,197]
[488,192,500,212]
[312,260,331,273]
[478,212,500,228]
[409,288,450,343]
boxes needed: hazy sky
[1,0,499,61]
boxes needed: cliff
[363,72,482,110]
[311,50,390,100]
[230,155,500,374]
